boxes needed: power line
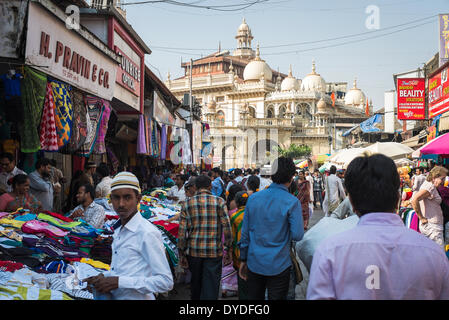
[148,14,437,52]
[122,0,269,11]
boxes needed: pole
[189,59,194,167]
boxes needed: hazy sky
[121,0,449,110]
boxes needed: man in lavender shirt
[307,154,449,300]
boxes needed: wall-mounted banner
[25,2,117,100]
[439,14,449,67]
[397,78,425,120]
[429,67,449,118]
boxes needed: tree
[277,144,312,159]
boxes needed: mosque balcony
[237,117,295,130]
[291,127,328,138]
[265,90,322,101]
[166,74,234,92]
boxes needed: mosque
[166,19,372,169]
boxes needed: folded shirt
[37,213,82,231]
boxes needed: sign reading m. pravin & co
[25,2,117,100]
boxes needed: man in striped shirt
[178,175,232,300]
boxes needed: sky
[120,0,449,111]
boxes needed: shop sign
[25,2,117,100]
[429,67,449,118]
[115,46,141,97]
[439,14,449,67]
[427,125,437,142]
[397,78,425,120]
[153,91,175,125]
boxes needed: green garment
[19,67,47,153]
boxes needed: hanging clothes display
[144,116,151,156]
[49,79,73,150]
[166,126,173,161]
[39,82,59,151]
[106,147,119,174]
[182,128,192,165]
[19,66,47,153]
[60,89,87,154]
[147,117,153,156]
[137,114,147,155]
[160,124,167,161]
[151,120,159,157]
[79,96,104,157]
[1,71,24,123]
[93,100,111,155]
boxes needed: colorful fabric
[178,190,232,258]
[106,147,119,174]
[137,114,147,154]
[39,82,59,151]
[297,180,310,220]
[19,66,47,153]
[21,220,69,238]
[79,96,104,157]
[0,260,24,272]
[0,284,73,300]
[80,258,110,270]
[61,89,87,153]
[37,213,82,230]
[13,214,36,222]
[50,80,73,149]
[0,218,25,229]
[230,207,245,270]
[161,124,167,160]
[43,211,73,223]
[94,100,111,154]
[0,229,23,242]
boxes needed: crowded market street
[0,0,448,304]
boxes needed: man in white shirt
[226,168,245,191]
[166,174,187,204]
[412,167,426,196]
[0,153,26,194]
[322,166,346,216]
[305,171,315,219]
[83,172,173,300]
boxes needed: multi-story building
[166,19,372,169]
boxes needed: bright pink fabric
[21,220,69,238]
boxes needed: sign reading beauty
[25,2,117,100]
[429,67,449,118]
[397,78,425,120]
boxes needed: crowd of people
[0,151,448,300]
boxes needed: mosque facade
[166,19,373,169]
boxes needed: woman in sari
[296,170,310,230]
[4,174,42,214]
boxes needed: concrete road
[168,206,325,300]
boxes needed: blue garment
[211,177,224,197]
[239,183,304,276]
[0,73,22,99]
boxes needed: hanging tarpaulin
[39,82,59,151]
[50,79,73,149]
[94,100,111,154]
[79,96,104,157]
[137,114,147,154]
[20,66,47,153]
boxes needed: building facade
[166,19,372,169]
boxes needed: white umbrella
[363,142,414,160]
[394,158,414,167]
[328,148,365,165]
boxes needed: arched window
[216,110,225,126]
[248,106,256,118]
[267,108,274,118]
[279,106,287,118]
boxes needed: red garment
[152,220,179,238]
[43,211,73,222]
[0,260,25,272]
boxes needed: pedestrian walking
[322,165,346,216]
[246,175,260,196]
[297,170,311,230]
[305,171,314,220]
[83,172,173,299]
[411,166,448,250]
[312,169,324,209]
[307,154,449,300]
[239,157,304,300]
[177,175,233,300]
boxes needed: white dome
[243,46,272,82]
[281,66,300,91]
[238,18,250,32]
[301,61,326,92]
[344,79,366,106]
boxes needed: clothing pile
[398,207,420,233]
[0,208,111,300]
